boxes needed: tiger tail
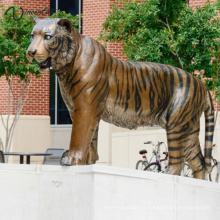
[204,90,215,173]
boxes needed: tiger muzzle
[39,57,51,69]
[26,49,36,63]
[26,48,51,69]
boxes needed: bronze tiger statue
[26,18,214,179]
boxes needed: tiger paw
[60,150,84,165]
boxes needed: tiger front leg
[86,126,99,165]
[61,109,99,166]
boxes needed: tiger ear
[57,18,72,33]
[31,16,39,24]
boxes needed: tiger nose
[27,49,37,57]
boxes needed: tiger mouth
[39,58,51,69]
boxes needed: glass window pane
[49,69,55,124]
[58,0,79,16]
[50,0,56,15]
[57,84,72,124]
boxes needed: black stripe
[204,148,212,158]
[134,66,142,92]
[145,66,155,111]
[166,66,175,95]
[109,55,113,74]
[49,37,62,52]
[190,128,200,135]
[91,80,107,104]
[70,79,81,91]
[189,152,201,162]
[168,155,185,160]
[118,61,125,106]
[205,118,214,123]
[180,71,191,109]
[97,41,102,57]
[138,109,143,117]
[124,63,130,112]
[167,100,191,130]
[168,161,184,165]
[97,85,109,108]
[167,132,189,142]
[135,62,146,90]
[205,126,214,132]
[167,123,190,135]
[184,143,196,152]
[205,162,211,167]
[168,146,185,151]
[114,80,120,106]
[67,66,81,87]
[127,62,134,91]
[157,64,167,94]
[72,82,89,101]
[176,68,183,92]
[65,73,71,87]
[91,47,106,93]
[135,85,141,112]
[205,135,213,141]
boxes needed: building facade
[0,0,219,166]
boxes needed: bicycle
[136,149,149,170]
[142,141,169,172]
[142,141,193,177]
[136,141,168,170]
[209,144,220,183]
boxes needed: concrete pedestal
[0,164,219,220]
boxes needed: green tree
[49,10,80,30]
[0,5,40,153]
[100,0,220,123]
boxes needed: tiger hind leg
[165,125,187,175]
[184,124,205,179]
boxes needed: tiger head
[26,17,75,73]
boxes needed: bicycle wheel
[181,163,193,178]
[160,159,168,171]
[136,160,148,170]
[209,163,220,183]
[144,162,161,172]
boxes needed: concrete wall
[0,164,219,220]
[0,115,50,164]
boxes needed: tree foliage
[0,5,42,153]
[0,5,41,80]
[49,10,80,30]
[100,0,220,100]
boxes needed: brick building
[0,0,219,165]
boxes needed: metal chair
[43,148,65,165]
[0,150,5,163]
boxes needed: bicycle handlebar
[144,141,153,145]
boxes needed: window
[49,0,82,125]
[50,70,72,125]
[50,0,81,18]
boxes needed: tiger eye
[45,35,52,40]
